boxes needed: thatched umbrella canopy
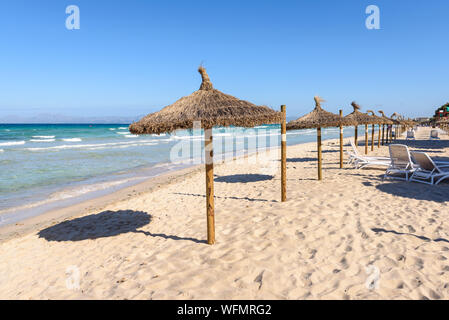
[130,67,282,245]
[286,96,354,130]
[287,96,353,180]
[130,67,281,134]
[378,110,394,125]
[344,102,378,152]
[345,102,378,125]
[389,112,401,125]
[366,110,384,124]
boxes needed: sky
[0,0,448,121]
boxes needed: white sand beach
[1,127,449,300]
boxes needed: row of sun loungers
[347,141,449,185]
[406,129,440,141]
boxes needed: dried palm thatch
[286,96,354,130]
[366,109,385,124]
[129,67,282,134]
[388,112,401,125]
[344,102,378,125]
[378,110,394,125]
[391,112,400,118]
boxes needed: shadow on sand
[395,138,449,151]
[214,174,273,183]
[371,228,449,243]
[286,157,316,163]
[376,182,449,203]
[38,210,206,244]
[173,192,276,203]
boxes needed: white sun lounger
[409,152,449,185]
[406,130,415,140]
[384,144,418,181]
[347,140,390,169]
[430,130,440,140]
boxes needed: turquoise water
[0,123,369,225]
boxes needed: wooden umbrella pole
[339,110,343,169]
[371,124,375,151]
[204,128,215,245]
[317,127,322,180]
[354,126,358,146]
[378,124,381,148]
[364,124,368,155]
[385,125,391,144]
[281,105,287,202]
[381,124,385,145]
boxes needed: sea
[0,123,369,226]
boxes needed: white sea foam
[117,132,129,135]
[26,140,159,151]
[214,133,232,137]
[172,135,203,140]
[32,136,55,139]
[30,139,56,142]
[62,138,82,142]
[109,128,116,131]
[0,141,25,147]
[0,177,143,215]
[118,127,128,130]
[85,142,158,150]
[0,149,3,152]
[125,135,138,138]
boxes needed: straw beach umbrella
[366,110,383,151]
[286,96,353,180]
[130,67,282,245]
[344,102,377,155]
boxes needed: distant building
[434,103,449,119]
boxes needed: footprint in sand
[295,231,305,240]
[340,257,349,270]
[308,249,317,259]
[254,271,264,290]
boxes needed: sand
[1,127,449,300]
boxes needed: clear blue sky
[1,0,448,120]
